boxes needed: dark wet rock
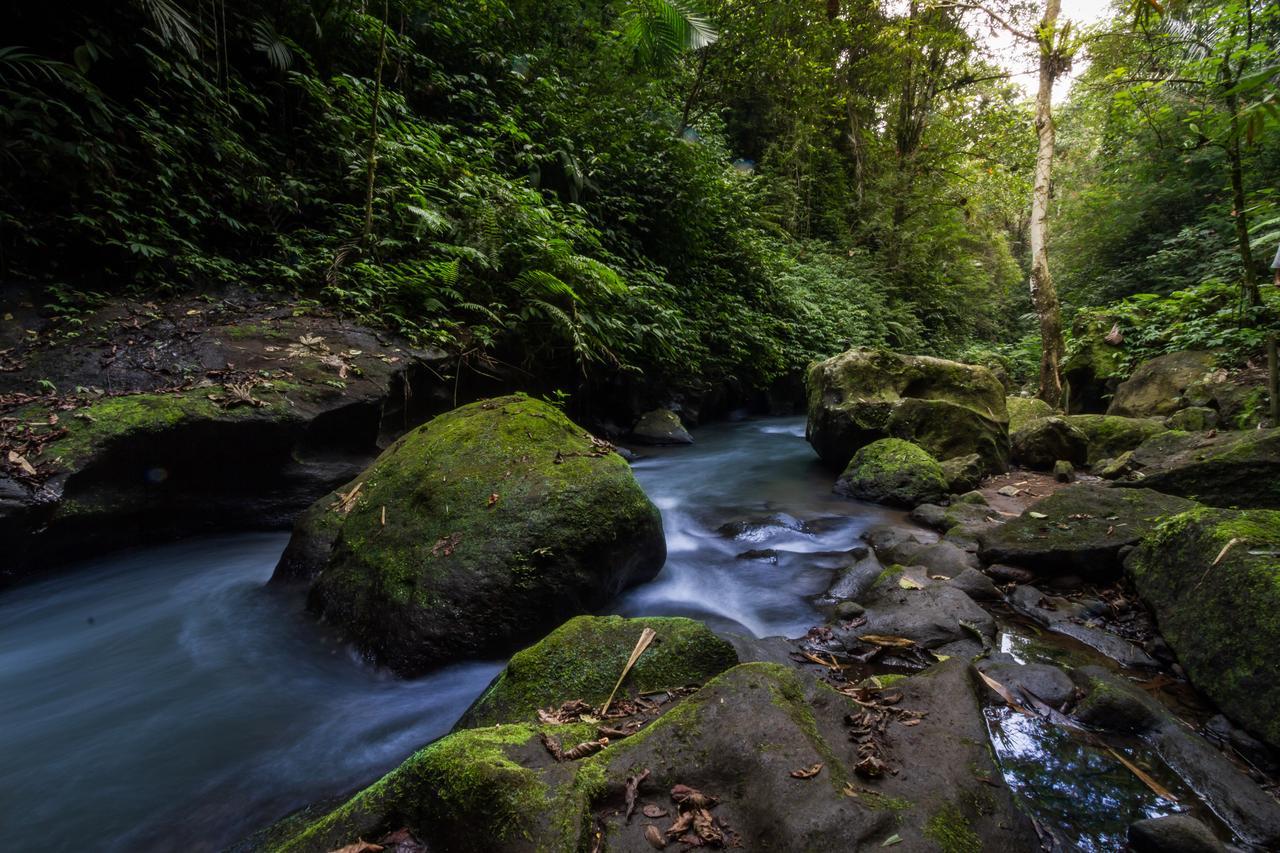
[263,661,1039,853]
[1074,666,1280,849]
[978,485,1197,577]
[457,615,739,729]
[948,567,1001,601]
[276,396,665,676]
[975,654,1075,708]
[805,348,1010,475]
[1127,507,1280,750]
[836,569,995,654]
[0,307,454,586]
[834,438,948,508]
[630,407,693,445]
[1165,406,1219,432]
[834,600,866,619]
[1095,451,1136,480]
[718,513,808,542]
[1118,428,1280,509]
[1184,368,1271,430]
[1128,815,1224,853]
[909,501,1000,535]
[954,489,988,505]
[720,633,800,667]
[1108,350,1216,418]
[1062,414,1167,466]
[1008,586,1158,669]
[940,452,985,493]
[985,563,1035,584]
[736,548,779,563]
[1010,416,1089,470]
[1006,396,1054,433]
[1053,460,1075,482]
[823,548,886,602]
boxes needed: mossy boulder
[835,438,948,507]
[261,661,1038,852]
[1107,350,1215,418]
[1062,414,1167,466]
[1119,428,1280,509]
[630,407,693,445]
[1010,416,1089,470]
[940,452,984,493]
[1063,310,1127,413]
[1006,396,1054,433]
[1127,508,1280,750]
[1184,368,1270,430]
[276,395,666,675]
[806,348,1010,475]
[457,615,739,729]
[978,485,1198,576]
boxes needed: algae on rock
[835,438,948,508]
[276,395,666,675]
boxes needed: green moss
[1129,507,1280,748]
[1006,396,1053,433]
[1063,414,1166,465]
[459,615,739,728]
[923,802,982,853]
[272,724,551,853]
[837,438,948,508]
[30,386,296,468]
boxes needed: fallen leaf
[855,754,888,778]
[331,482,363,515]
[644,825,667,849]
[1212,537,1242,566]
[897,576,923,590]
[670,784,718,810]
[857,634,916,648]
[625,769,651,822]
[326,842,382,853]
[1107,747,1178,802]
[882,834,903,846]
[601,627,658,715]
[1028,511,1048,519]
[790,762,823,779]
[976,670,1026,713]
[643,804,669,818]
[7,451,36,476]
[487,492,500,508]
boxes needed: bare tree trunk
[362,0,389,244]
[1226,93,1261,308]
[1029,0,1065,408]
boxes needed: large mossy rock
[262,661,1038,853]
[1010,416,1089,470]
[806,348,1010,475]
[1006,396,1054,433]
[834,438,948,508]
[1062,414,1167,465]
[1063,310,1127,414]
[1107,351,1215,418]
[274,395,665,675]
[978,485,1197,576]
[630,407,693,445]
[457,615,739,729]
[1127,508,1280,751]
[1119,428,1280,509]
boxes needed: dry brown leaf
[331,482,363,515]
[976,670,1026,713]
[855,754,888,778]
[643,804,669,818]
[670,784,718,810]
[487,492,500,508]
[7,451,36,476]
[790,762,823,779]
[1107,748,1178,802]
[625,769,651,823]
[644,824,667,849]
[601,627,658,715]
[1212,537,1243,566]
[857,634,916,648]
[327,841,383,853]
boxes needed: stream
[0,416,1244,850]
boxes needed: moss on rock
[1107,351,1215,418]
[1121,428,1280,509]
[1127,507,1280,749]
[287,395,666,675]
[1010,416,1089,470]
[1062,414,1167,466]
[457,615,739,728]
[835,438,948,508]
[1006,396,1053,433]
[806,349,1010,475]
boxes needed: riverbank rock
[1128,816,1224,853]
[1184,366,1271,429]
[1165,406,1218,431]
[974,654,1075,708]
[1107,350,1215,418]
[805,348,1010,474]
[259,660,1038,853]
[1062,414,1167,465]
[1127,507,1280,750]
[1006,396,1054,432]
[978,484,1197,576]
[1117,428,1280,508]
[939,452,984,492]
[834,438,948,507]
[1007,585,1158,669]
[276,395,665,675]
[630,407,693,445]
[1073,666,1280,848]
[0,292,455,586]
[1010,416,1089,470]
[456,616,738,729]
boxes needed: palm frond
[135,0,198,58]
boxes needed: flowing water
[0,416,1246,850]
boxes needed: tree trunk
[1226,93,1261,308]
[1029,0,1065,408]
[362,0,389,244]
